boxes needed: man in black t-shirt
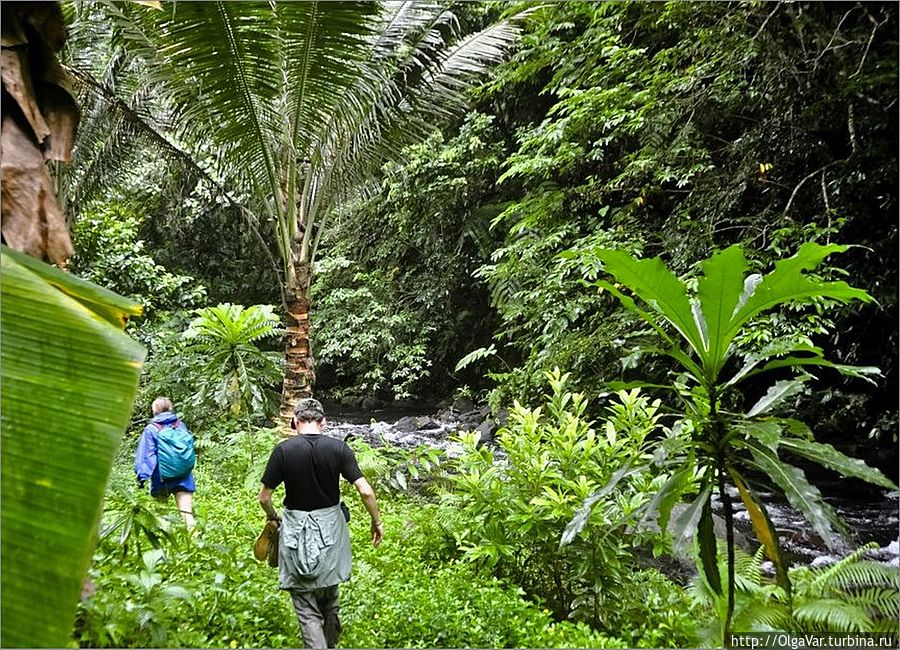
[259,398,383,648]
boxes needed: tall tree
[68,1,525,418]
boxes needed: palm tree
[183,303,283,418]
[67,1,527,418]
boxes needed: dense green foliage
[75,424,696,648]
[691,544,899,644]
[313,112,508,398]
[319,1,897,462]
[71,202,207,321]
[311,257,433,400]
[48,2,898,648]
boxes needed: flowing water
[324,405,899,568]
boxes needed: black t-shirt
[261,434,363,511]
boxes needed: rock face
[451,397,475,414]
[395,415,442,433]
[395,416,419,433]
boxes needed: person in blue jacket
[135,396,196,530]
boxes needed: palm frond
[102,1,284,210]
[300,7,528,263]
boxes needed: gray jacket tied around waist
[278,504,351,592]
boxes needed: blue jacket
[135,411,196,495]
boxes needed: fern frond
[845,587,900,618]
[811,549,898,592]
[792,599,873,633]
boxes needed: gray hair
[293,398,325,423]
[152,397,174,415]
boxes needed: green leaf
[726,243,873,343]
[698,494,722,596]
[750,357,881,386]
[746,443,847,551]
[671,484,713,552]
[561,463,647,548]
[395,470,408,491]
[779,439,897,490]
[1,249,145,648]
[455,344,498,372]
[594,249,707,362]
[738,420,783,451]
[724,338,822,387]
[697,245,749,376]
[2,245,143,326]
[161,585,192,601]
[641,466,692,535]
[746,379,806,417]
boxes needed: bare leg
[174,491,196,531]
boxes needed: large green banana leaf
[1,245,145,648]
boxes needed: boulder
[451,397,475,414]
[395,416,419,433]
[457,409,483,427]
[362,397,384,410]
[416,417,442,431]
[475,420,498,445]
[632,544,696,586]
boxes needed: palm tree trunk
[279,256,315,420]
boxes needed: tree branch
[752,3,782,41]
[783,160,843,218]
[850,15,888,78]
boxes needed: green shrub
[440,369,699,645]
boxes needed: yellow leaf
[729,468,791,596]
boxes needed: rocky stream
[321,400,900,577]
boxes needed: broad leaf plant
[564,243,895,644]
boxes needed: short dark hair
[293,398,325,423]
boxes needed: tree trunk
[279,257,315,421]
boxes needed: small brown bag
[254,519,279,567]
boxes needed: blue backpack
[155,419,196,481]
